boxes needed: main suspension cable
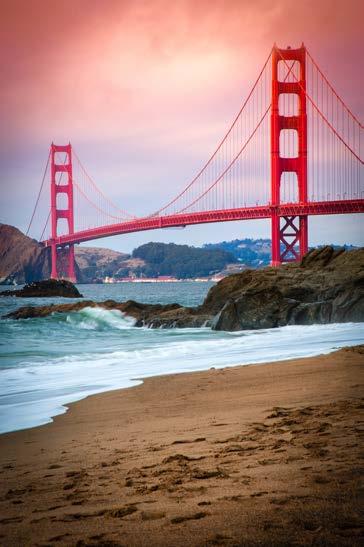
[26,150,51,236]
[177,104,271,214]
[306,49,363,129]
[151,48,274,216]
[277,50,363,165]
[72,150,136,219]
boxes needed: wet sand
[0,346,363,546]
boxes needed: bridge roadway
[43,199,364,248]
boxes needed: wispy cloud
[1,0,363,248]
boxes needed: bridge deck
[43,200,364,247]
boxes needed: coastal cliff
[0,224,51,284]
[5,246,364,330]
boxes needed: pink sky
[1,0,363,251]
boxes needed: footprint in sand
[170,511,208,524]
[0,516,23,524]
[250,491,268,497]
[141,510,166,521]
[48,533,71,542]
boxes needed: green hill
[132,242,235,279]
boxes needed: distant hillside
[132,242,236,279]
[204,238,272,267]
[74,247,144,282]
[203,239,358,269]
[0,224,50,283]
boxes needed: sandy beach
[0,346,363,546]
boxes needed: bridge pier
[67,244,76,283]
[50,244,76,283]
[50,243,58,279]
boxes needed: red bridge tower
[271,44,308,265]
[50,143,76,282]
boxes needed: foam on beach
[1,320,363,434]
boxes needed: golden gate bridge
[27,44,364,282]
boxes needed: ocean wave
[62,307,136,331]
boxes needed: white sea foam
[63,306,135,330]
[0,321,363,434]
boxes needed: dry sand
[0,346,363,546]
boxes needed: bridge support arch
[50,143,76,282]
[271,44,308,266]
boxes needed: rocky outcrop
[1,279,83,298]
[4,247,364,331]
[4,297,209,327]
[206,246,363,330]
[0,224,51,284]
[4,298,179,320]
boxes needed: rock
[0,224,51,284]
[208,246,364,331]
[4,301,95,319]
[0,223,81,283]
[4,297,207,326]
[0,279,83,298]
[4,247,364,331]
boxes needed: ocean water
[0,282,363,434]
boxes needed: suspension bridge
[27,44,364,282]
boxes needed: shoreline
[0,346,363,546]
[2,320,364,435]
[2,344,362,437]
[0,347,340,437]
[0,349,333,437]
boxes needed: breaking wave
[61,307,136,330]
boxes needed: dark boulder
[1,279,83,298]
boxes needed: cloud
[1,0,363,248]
